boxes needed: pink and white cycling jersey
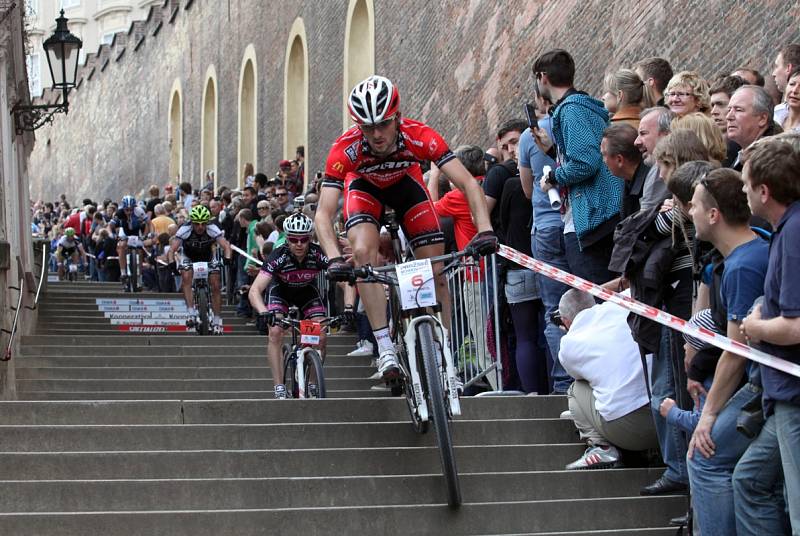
[260,243,329,288]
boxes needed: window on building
[100,32,117,46]
[26,54,42,97]
[59,0,80,9]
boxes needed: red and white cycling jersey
[322,118,456,189]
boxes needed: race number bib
[395,259,436,310]
[192,262,209,280]
[300,320,322,346]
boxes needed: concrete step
[0,420,577,451]
[15,366,373,380]
[15,355,374,367]
[0,497,686,535]
[20,343,361,357]
[15,378,382,392]
[0,469,668,512]
[0,445,585,479]
[18,389,392,400]
[20,334,355,346]
[0,398,568,424]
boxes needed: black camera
[550,311,564,328]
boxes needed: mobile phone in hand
[524,103,537,128]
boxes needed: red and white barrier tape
[497,245,800,379]
[231,244,262,266]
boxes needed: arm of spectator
[741,303,800,346]
[694,283,711,315]
[553,112,605,187]
[651,207,675,238]
[440,158,492,233]
[426,164,442,203]
[689,320,747,459]
[519,166,534,200]
[665,402,701,435]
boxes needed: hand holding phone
[531,125,554,153]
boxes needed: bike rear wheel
[418,320,461,507]
[303,349,326,399]
[196,288,210,335]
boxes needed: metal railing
[2,243,47,361]
[445,253,503,393]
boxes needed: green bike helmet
[64,227,76,237]
[189,205,212,224]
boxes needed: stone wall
[28,0,800,202]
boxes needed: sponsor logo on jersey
[428,138,438,157]
[344,142,360,163]
[407,138,424,148]
[332,161,345,173]
[360,160,413,173]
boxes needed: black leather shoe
[640,475,688,496]
[669,513,689,526]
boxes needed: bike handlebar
[346,247,481,285]
[264,313,343,332]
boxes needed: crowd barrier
[445,254,504,392]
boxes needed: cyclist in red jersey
[315,75,497,379]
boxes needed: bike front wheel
[196,288,210,335]
[418,320,461,507]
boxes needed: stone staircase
[0,281,685,534]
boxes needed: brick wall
[28,0,800,203]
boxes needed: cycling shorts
[266,283,326,319]
[343,172,443,250]
[56,247,77,261]
[179,258,222,274]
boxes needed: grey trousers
[568,379,658,451]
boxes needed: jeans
[236,255,252,317]
[732,413,790,535]
[531,226,572,394]
[776,402,800,534]
[688,383,759,536]
[650,328,688,485]
[563,231,616,286]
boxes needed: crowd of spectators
[30,43,800,534]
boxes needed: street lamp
[12,10,83,134]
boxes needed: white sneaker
[368,370,383,381]
[377,349,401,379]
[347,340,374,357]
[565,445,621,470]
[560,410,574,420]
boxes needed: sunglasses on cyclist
[359,115,396,133]
[287,236,310,245]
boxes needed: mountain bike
[346,248,474,507]
[268,307,342,399]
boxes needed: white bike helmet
[283,213,313,235]
[348,75,400,125]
